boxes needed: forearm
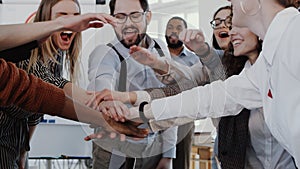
[145,78,198,100]
[0,20,62,51]
[150,58,169,75]
[199,49,226,81]
[146,74,262,121]
[61,83,112,127]
[63,83,91,104]
[0,59,65,114]
[130,78,197,107]
[149,118,195,132]
[58,94,108,127]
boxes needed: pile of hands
[84,88,145,141]
[83,28,207,141]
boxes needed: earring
[240,0,261,16]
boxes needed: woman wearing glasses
[209,5,232,169]
[211,6,232,50]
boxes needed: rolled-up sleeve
[150,69,262,121]
[0,59,65,114]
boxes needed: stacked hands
[83,29,207,141]
[84,89,142,141]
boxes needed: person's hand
[57,13,117,32]
[155,158,172,169]
[129,45,158,68]
[97,101,130,122]
[85,130,127,141]
[84,114,148,141]
[179,29,207,54]
[85,89,136,109]
[18,149,27,169]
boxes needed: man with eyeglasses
[87,0,177,168]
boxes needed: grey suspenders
[107,43,127,92]
[107,40,164,92]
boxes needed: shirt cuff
[144,104,154,119]
[162,147,176,158]
[133,91,152,106]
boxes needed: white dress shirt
[137,57,296,169]
[146,8,300,167]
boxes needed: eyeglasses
[210,16,232,30]
[113,11,147,24]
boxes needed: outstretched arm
[0,13,116,51]
[0,59,147,138]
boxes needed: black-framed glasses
[210,16,232,30]
[113,11,147,24]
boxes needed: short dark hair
[167,16,188,28]
[109,0,149,15]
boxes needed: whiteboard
[29,122,93,157]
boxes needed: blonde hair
[29,0,82,80]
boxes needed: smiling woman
[29,0,82,79]
[0,1,82,169]
[211,6,232,50]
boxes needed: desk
[191,143,213,169]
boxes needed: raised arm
[0,13,116,51]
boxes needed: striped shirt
[0,58,68,169]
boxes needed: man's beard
[165,35,183,49]
[117,26,147,49]
[120,33,145,49]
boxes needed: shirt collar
[262,7,299,66]
[179,47,194,58]
[244,60,252,69]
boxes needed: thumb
[129,45,139,54]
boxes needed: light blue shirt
[88,35,177,158]
[171,47,200,66]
